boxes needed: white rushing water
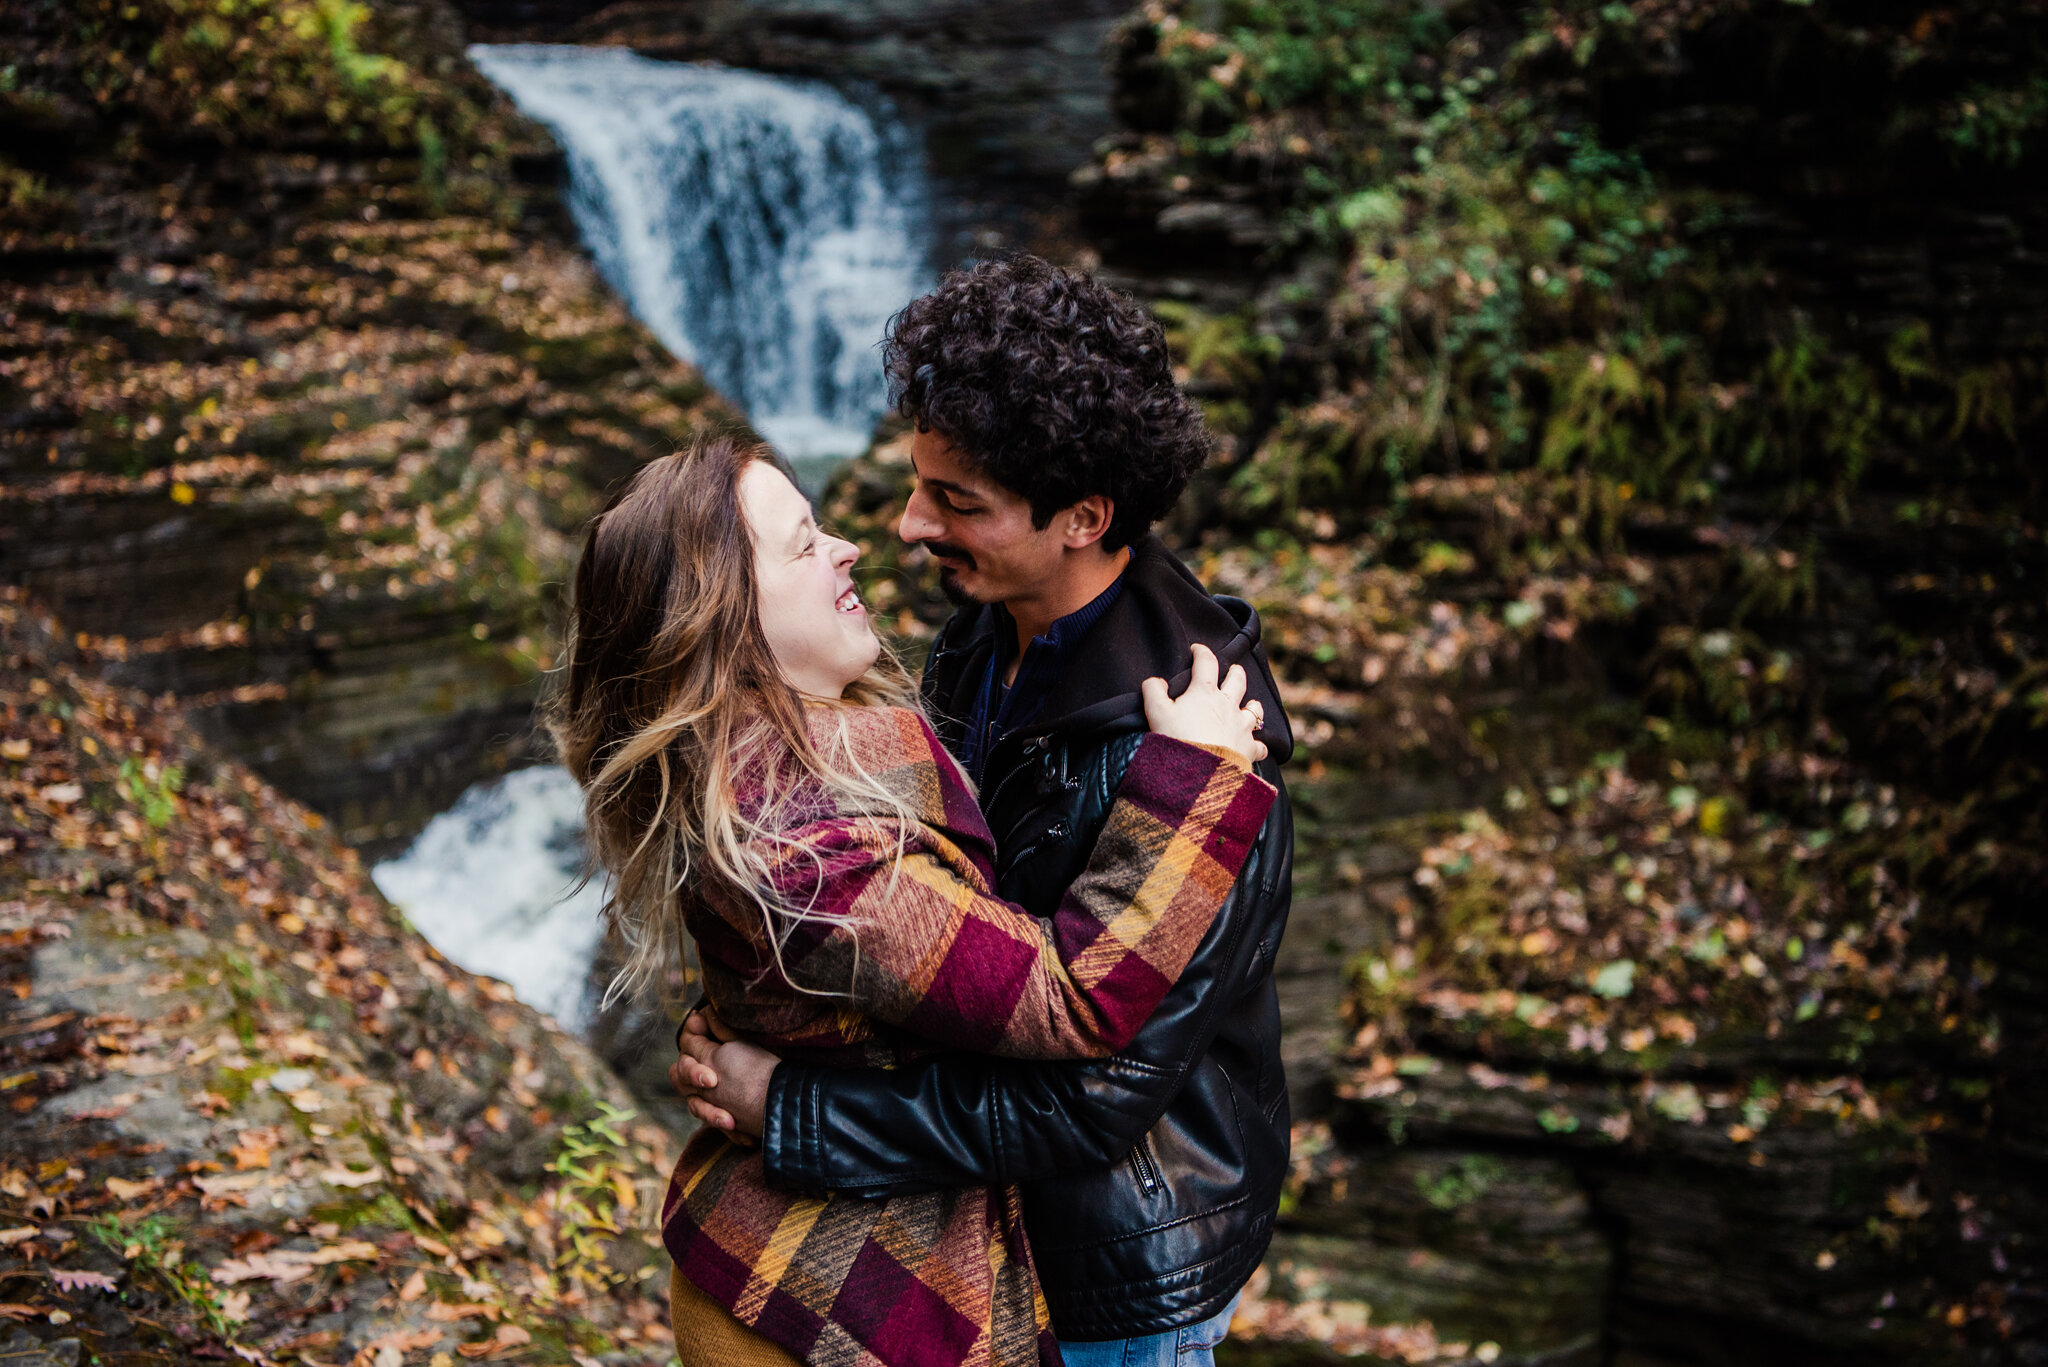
[371,766,604,1029]
[469,44,927,477]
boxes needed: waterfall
[371,766,604,1028]
[387,48,929,1037]
[469,44,928,479]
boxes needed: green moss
[310,1189,416,1233]
[1414,1154,1507,1210]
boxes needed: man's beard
[937,569,980,607]
[921,541,984,607]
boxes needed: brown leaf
[427,1301,497,1322]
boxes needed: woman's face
[738,460,878,699]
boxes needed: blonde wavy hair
[548,436,922,1006]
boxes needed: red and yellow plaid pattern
[663,704,1275,1367]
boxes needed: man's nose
[898,488,942,544]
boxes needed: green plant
[417,112,448,213]
[548,1101,640,1294]
[220,950,274,1048]
[88,1211,243,1340]
[1414,1154,1507,1210]
[117,756,185,828]
[1943,73,2048,167]
[65,0,484,154]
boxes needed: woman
[550,437,1276,1367]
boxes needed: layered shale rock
[0,0,738,852]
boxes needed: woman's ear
[1059,495,1115,550]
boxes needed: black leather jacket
[761,536,1296,1339]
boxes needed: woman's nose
[830,535,858,570]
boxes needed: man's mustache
[917,540,977,570]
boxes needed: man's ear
[1057,495,1115,550]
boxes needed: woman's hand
[1140,643,1268,770]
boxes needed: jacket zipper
[1127,1135,1161,1196]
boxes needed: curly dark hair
[882,255,1211,551]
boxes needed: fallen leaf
[0,1228,36,1246]
[399,1269,427,1302]
[277,1033,330,1060]
[213,1252,318,1286]
[107,1054,177,1077]
[426,1301,498,1323]
[313,1240,381,1264]
[51,1269,119,1292]
[104,1176,159,1201]
[213,1240,379,1284]
[321,1164,384,1189]
[1886,1182,1931,1220]
[231,1140,273,1171]
[358,1327,443,1365]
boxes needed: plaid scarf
[662,703,1276,1367]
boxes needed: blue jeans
[1057,1294,1241,1367]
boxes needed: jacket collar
[923,534,1294,766]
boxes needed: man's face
[897,428,1068,607]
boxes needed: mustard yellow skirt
[670,1265,804,1367]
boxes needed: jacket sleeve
[761,773,1292,1196]
[749,734,1274,1061]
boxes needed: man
[675,254,1295,1366]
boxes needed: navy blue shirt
[959,566,1128,787]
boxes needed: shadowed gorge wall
[828,2,2047,1362]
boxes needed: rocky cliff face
[0,0,738,854]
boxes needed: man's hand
[669,1009,779,1142]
